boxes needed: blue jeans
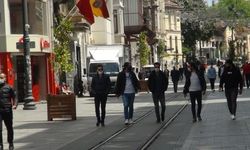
[122,93,135,120]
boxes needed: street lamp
[22,0,36,110]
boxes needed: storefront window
[9,0,48,35]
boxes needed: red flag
[76,0,95,24]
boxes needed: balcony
[124,0,154,36]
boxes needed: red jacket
[243,63,250,75]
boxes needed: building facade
[164,0,183,68]
[0,0,56,102]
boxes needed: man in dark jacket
[0,73,17,150]
[170,66,180,93]
[219,59,243,120]
[148,62,168,123]
[91,64,111,126]
[115,62,140,125]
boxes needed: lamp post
[22,0,36,110]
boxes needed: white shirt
[189,72,201,92]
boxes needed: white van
[142,65,154,80]
[87,60,120,96]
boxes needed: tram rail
[89,93,182,150]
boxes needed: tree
[228,41,235,60]
[157,39,165,60]
[138,32,150,66]
[53,16,74,76]
[211,0,250,60]
[179,0,216,61]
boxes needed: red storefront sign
[40,38,50,50]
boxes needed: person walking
[164,64,170,81]
[242,61,250,89]
[218,61,225,91]
[183,62,206,123]
[0,73,17,150]
[219,59,243,120]
[115,62,140,125]
[170,66,180,93]
[179,65,184,81]
[207,63,217,92]
[148,62,168,123]
[91,64,111,126]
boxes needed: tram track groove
[89,93,182,150]
[138,103,188,150]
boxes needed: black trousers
[172,81,178,93]
[189,91,202,119]
[225,88,238,115]
[0,110,13,145]
[245,74,250,88]
[94,93,108,123]
[152,92,166,121]
[209,78,216,90]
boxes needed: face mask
[98,71,103,75]
[0,79,5,84]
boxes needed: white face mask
[0,79,5,84]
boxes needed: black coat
[219,66,243,90]
[147,70,168,93]
[0,83,16,111]
[115,71,140,96]
[183,70,206,94]
[91,74,111,95]
[171,69,180,82]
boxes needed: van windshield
[89,63,119,76]
[142,66,154,78]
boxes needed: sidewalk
[5,94,153,150]
[181,88,250,149]
[4,97,116,150]
[4,83,250,150]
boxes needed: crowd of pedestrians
[89,60,245,125]
[0,59,246,149]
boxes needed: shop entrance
[16,56,25,102]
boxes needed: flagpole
[64,5,77,21]
[56,5,79,30]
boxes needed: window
[174,14,177,30]
[175,36,178,52]
[9,0,48,35]
[168,13,171,30]
[170,36,172,50]
[113,10,118,34]
[89,63,119,77]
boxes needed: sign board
[16,41,36,49]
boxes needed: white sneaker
[128,119,134,124]
[231,115,236,120]
[125,119,129,125]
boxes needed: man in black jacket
[148,62,168,123]
[115,62,140,125]
[0,73,17,150]
[219,59,243,120]
[170,66,180,93]
[91,64,111,126]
